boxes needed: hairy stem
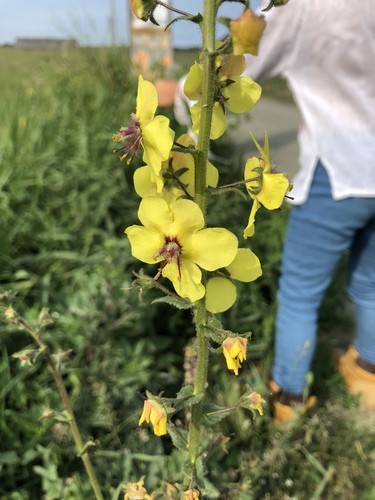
[187,0,217,474]
[18,319,104,500]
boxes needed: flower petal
[136,75,158,125]
[226,248,262,282]
[138,197,173,229]
[205,277,237,313]
[220,54,246,78]
[125,225,164,263]
[210,102,227,140]
[257,172,290,209]
[142,116,174,184]
[169,199,205,238]
[223,77,261,114]
[133,166,156,198]
[162,258,205,302]
[187,228,238,270]
[184,62,203,100]
[243,199,260,238]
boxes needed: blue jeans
[272,162,375,395]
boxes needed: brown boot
[338,346,375,410]
[269,379,317,424]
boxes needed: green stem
[194,0,217,214]
[19,319,104,500]
[188,0,217,473]
[188,300,209,466]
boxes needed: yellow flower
[184,56,261,140]
[129,0,157,22]
[113,75,175,192]
[125,197,238,302]
[138,399,167,437]
[205,248,262,313]
[222,337,248,376]
[244,132,291,237]
[230,8,267,56]
[133,134,219,201]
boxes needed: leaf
[203,403,237,425]
[165,13,203,31]
[152,295,192,310]
[167,424,188,451]
[176,385,194,399]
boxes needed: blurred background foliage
[0,46,374,499]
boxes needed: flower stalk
[187,0,217,472]
[15,317,104,500]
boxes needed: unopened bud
[230,8,267,56]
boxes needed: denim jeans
[272,162,375,395]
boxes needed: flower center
[156,236,182,264]
[112,113,142,163]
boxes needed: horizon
[0,0,263,49]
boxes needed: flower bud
[230,8,267,56]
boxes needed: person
[240,0,375,419]
[165,0,375,418]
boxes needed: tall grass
[0,47,374,499]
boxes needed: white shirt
[244,0,375,204]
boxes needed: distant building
[15,38,78,50]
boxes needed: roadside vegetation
[0,46,374,499]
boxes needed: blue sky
[0,0,262,48]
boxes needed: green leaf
[152,295,192,310]
[176,385,194,399]
[165,13,203,31]
[203,404,237,425]
[167,424,188,451]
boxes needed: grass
[0,45,374,499]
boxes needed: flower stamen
[155,236,183,280]
[112,114,142,164]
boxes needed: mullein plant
[115,0,292,497]
[1,1,291,500]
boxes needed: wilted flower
[124,478,152,499]
[244,132,291,237]
[129,0,158,22]
[113,75,174,192]
[184,55,261,140]
[230,8,267,55]
[205,248,262,313]
[139,399,167,437]
[222,337,248,376]
[133,134,219,201]
[125,197,238,302]
[242,391,266,415]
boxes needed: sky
[0,0,263,48]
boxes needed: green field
[0,46,374,499]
